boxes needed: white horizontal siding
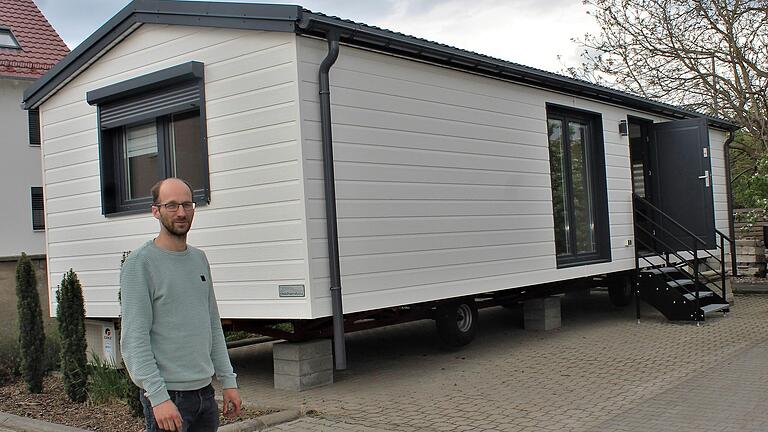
[709,130,730,235]
[298,36,639,318]
[40,25,308,319]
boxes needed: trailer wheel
[435,299,478,348]
[608,275,633,307]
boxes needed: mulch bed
[0,374,275,432]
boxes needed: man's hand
[153,399,183,431]
[222,388,242,418]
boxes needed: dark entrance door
[650,117,716,250]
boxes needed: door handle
[698,170,710,187]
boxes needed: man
[120,178,241,432]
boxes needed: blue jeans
[140,384,220,432]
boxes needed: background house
[0,0,69,340]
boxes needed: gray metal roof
[22,0,738,130]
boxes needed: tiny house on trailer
[23,1,738,367]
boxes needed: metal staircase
[632,194,735,322]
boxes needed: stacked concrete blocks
[523,296,562,331]
[735,239,766,277]
[273,339,334,391]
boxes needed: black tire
[608,276,634,307]
[435,299,478,348]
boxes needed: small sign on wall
[102,323,116,364]
[279,284,305,297]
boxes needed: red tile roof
[0,0,69,79]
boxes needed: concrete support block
[273,339,333,391]
[524,296,561,331]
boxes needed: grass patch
[86,354,143,417]
[87,355,126,405]
[225,330,255,342]
[270,322,294,333]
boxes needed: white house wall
[40,25,309,319]
[710,130,730,235]
[297,36,731,318]
[0,78,45,258]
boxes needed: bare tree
[567,0,768,161]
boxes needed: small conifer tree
[56,269,88,403]
[15,253,45,393]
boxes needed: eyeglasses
[154,201,196,212]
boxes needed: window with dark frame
[0,28,20,49]
[31,187,44,231]
[86,62,210,215]
[546,105,611,267]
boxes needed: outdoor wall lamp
[618,120,628,136]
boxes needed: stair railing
[632,194,735,317]
[634,222,704,313]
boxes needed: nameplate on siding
[279,284,305,297]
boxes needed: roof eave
[298,12,739,131]
[22,0,302,109]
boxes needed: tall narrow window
[29,109,41,146]
[546,106,610,266]
[31,187,44,231]
[124,120,162,200]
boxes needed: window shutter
[31,187,44,230]
[29,109,41,146]
[99,82,201,129]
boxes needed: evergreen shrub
[15,253,45,393]
[57,269,88,403]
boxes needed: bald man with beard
[120,178,241,432]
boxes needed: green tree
[15,253,45,393]
[56,269,88,403]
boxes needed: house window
[29,109,41,146]
[546,105,611,266]
[31,187,44,231]
[86,62,209,215]
[0,28,20,49]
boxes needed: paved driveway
[225,292,768,431]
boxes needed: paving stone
[216,293,768,432]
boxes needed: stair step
[698,270,722,282]
[700,303,729,314]
[683,291,714,301]
[644,267,679,275]
[666,279,694,288]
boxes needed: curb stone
[218,409,302,432]
[0,411,91,432]
[0,408,300,432]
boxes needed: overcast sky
[34,0,597,74]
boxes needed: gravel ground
[0,375,144,432]
[0,374,274,432]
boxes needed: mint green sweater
[120,240,237,406]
